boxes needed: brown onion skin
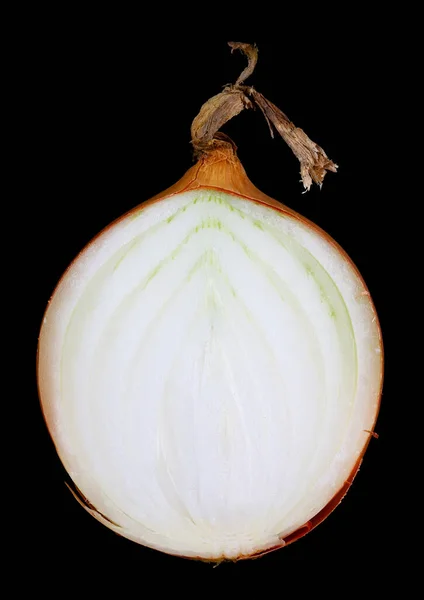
[37,145,384,561]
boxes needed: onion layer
[37,148,382,560]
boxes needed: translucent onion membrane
[37,150,383,560]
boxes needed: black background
[25,15,399,591]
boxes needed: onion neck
[182,140,272,200]
[149,141,282,209]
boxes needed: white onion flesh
[38,189,382,559]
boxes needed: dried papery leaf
[191,90,252,153]
[250,90,338,190]
[191,42,338,191]
[228,41,258,86]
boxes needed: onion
[37,42,383,561]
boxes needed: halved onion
[37,147,383,560]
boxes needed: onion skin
[37,144,383,561]
[246,447,372,559]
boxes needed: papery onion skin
[37,146,383,561]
